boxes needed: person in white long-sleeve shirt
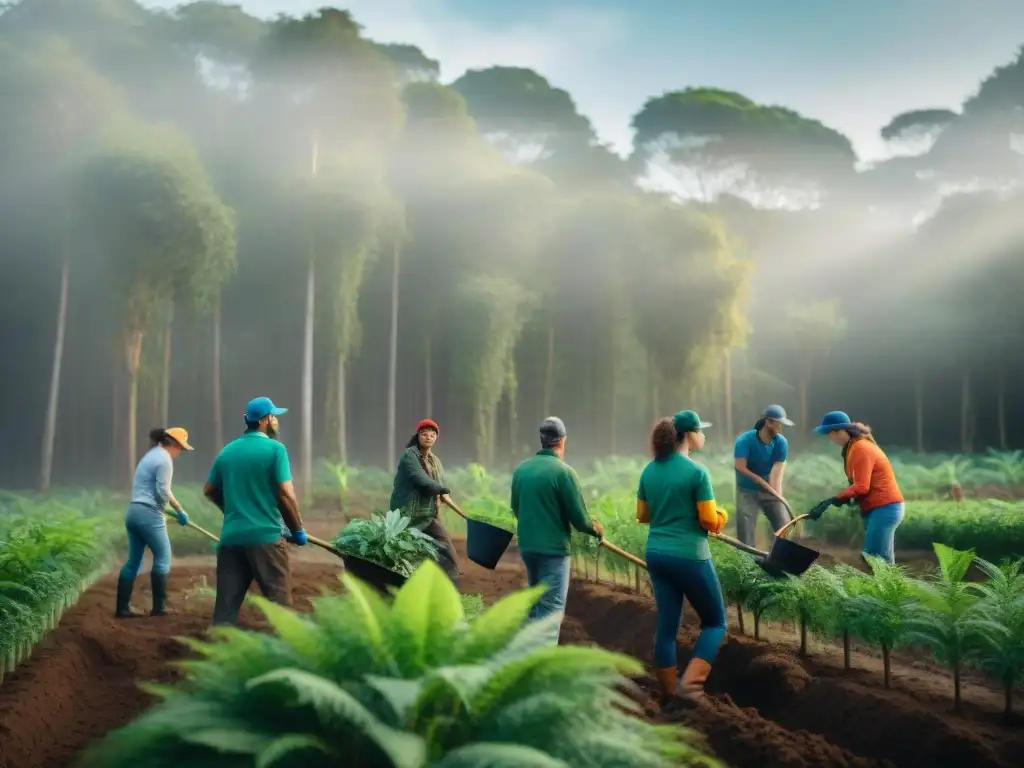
[115,427,194,618]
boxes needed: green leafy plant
[333,510,439,577]
[81,561,718,768]
[967,557,1024,719]
[907,543,982,713]
[847,556,918,689]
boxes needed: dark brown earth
[0,541,1020,768]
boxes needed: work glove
[175,510,189,526]
[287,529,308,546]
[807,499,833,521]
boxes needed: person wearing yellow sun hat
[115,426,194,619]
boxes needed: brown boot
[677,657,712,702]
[654,666,678,702]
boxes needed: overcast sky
[146,0,1024,163]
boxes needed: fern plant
[907,543,983,713]
[333,510,439,577]
[80,561,718,768]
[847,556,918,689]
[967,556,1024,719]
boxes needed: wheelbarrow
[598,494,819,578]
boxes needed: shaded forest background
[1,0,1023,495]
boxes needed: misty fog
[1,0,1023,495]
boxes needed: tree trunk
[125,330,144,489]
[914,362,924,452]
[736,604,745,635]
[160,304,173,425]
[212,300,224,450]
[424,335,433,416]
[754,612,761,641]
[960,369,971,454]
[301,258,315,500]
[542,320,554,415]
[953,662,962,714]
[111,367,120,487]
[337,354,348,465]
[40,248,70,492]
[997,367,1007,450]
[386,240,400,469]
[724,348,733,440]
[882,644,891,689]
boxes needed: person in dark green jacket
[388,418,459,583]
[511,416,604,643]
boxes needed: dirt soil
[0,542,1020,768]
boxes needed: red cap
[416,419,440,434]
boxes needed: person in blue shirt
[116,427,194,619]
[733,405,793,546]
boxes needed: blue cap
[812,410,854,435]
[763,405,794,426]
[245,397,288,423]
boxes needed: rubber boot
[662,658,713,717]
[676,657,712,702]
[150,572,171,616]
[654,666,678,704]
[115,577,143,619]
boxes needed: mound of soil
[561,581,1024,768]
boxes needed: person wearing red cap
[389,418,459,583]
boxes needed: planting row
[569,520,1024,718]
[0,505,112,684]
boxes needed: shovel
[709,489,819,576]
[164,512,343,559]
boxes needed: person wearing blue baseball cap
[733,405,794,546]
[204,396,306,625]
[807,411,905,565]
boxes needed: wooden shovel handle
[164,512,221,543]
[441,496,469,520]
[306,533,345,558]
[599,539,648,571]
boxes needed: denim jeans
[862,502,904,565]
[735,489,791,546]
[646,551,727,668]
[120,502,172,579]
[520,552,572,644]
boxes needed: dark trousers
[212,540,292,626]
[422,517,460,584]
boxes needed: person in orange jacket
[807,410,905,565]
[636,410,729,708]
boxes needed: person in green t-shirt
[637,410,728,708]
[204,397,306,626]
[511,417,604,644]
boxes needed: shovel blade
[761,536,819,577]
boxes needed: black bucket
[341,554,407,597]
[466,518,514,570]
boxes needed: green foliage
[81,561,716,768]
[333,510,440,577]
[0,502,113,682]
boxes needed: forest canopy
[1,1,1023,494]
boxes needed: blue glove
[287,529,308,546]
[176,510,189,526]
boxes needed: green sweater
[389,446,446,530]
[511,449,598,556]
